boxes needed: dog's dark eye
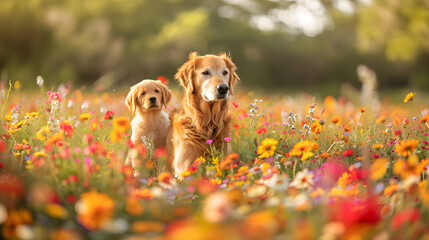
[155,89,159,93]
[223,70,229,75]
[141,92,146,95]
[202,70,210,75]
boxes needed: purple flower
[206,139,213,144]
[224,137,231,142]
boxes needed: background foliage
[1,0,429,93]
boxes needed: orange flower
[372,143,384,150]
[2,208,32,239]
[132,221,164,233]
[395,140,419,157]
[338,172,353,188]
[110,129,122,143]
[158,172,172,185]
[393,155,419,179]
[416,158,429,175]
[126,197,144,216]
[131,188,154,200]
[370,158,389,181]
[112,116,130,133]
[311,122,322,134]
[76,190,115,230]
[220,153,239,169]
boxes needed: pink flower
[46,91,62,103]
[207,139,213,144]
[224,137,231,142]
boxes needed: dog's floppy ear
[220,52,240,95]
[175,52,198,95]
[157,81,172,108]
[125,85,139,114]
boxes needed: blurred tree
[0,0,427,92]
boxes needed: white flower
[36,75,44,87]
[284,193,308,209]
[290,169,314,189]
[265,174,289,191]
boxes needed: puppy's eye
[141,92,146,95]
[223,70,229,75]
[155,89,159,93]
[202,70,210,75]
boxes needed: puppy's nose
[149,97,157,103]
[217,84,229,95]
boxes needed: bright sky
[221,0,373,37]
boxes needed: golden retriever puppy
[125,80,172,173]
[167,52,240,177]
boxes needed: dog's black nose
[217,84,229,95]
[149,97,157,103]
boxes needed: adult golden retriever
[167,52,239,176]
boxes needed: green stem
[414,101,429,129]
[292,159,298,178]
[0,81,12,121]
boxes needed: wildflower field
[1,79,429,240]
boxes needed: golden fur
[167,52,240,176]
[125,80,172,173]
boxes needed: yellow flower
[36,125,51,141]
[289,140,317,157]
[404,92,415,103]
[79,113,91,122]
[257,138,279,159]
[301,152,314,161]
[25,112,39,119]
[76,190,115,230]
[338,172,353,188]
[45,203,67,219]
[370,158,389,181]
[33,152,47,158]
[3,113,12,122]
[395,139,419,157]
[14,81,20,89]
[112,116,130,133]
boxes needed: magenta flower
[224,137,231,142]
[207,139,213,144]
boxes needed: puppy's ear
[125,86,138,114]
[157,81,172,108]
[220,52,240,95]
[175,52,198,95]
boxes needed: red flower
[156,76,169,85]
[331,197,381,227]
[154,148,168,158]
[0,141,6,152]
[60,122,74,137]
[104,111,115,120]
[256,128,267,135]
[391,208,420,231]
[342,150,354,157]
